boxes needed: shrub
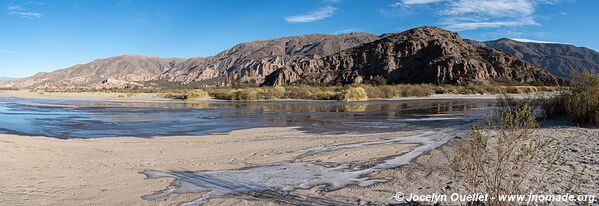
[337,87,368,101]
[163,92,187,100]
[453,104,559,206]
[401,85,435,97]
[284,87,314,100]
[541,71,599,126]
[163,89,209,100]
[186,89,209,100]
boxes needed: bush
[541,71,599,126]
[401,85,435,97]
[163,92,187,100]
[453,104,558,206]
[186,89,209,100]
[337,87,368,101]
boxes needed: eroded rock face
[12,56,186,89]
[162,33,381,86]
[12,33,380,89]
[263,27,563,86]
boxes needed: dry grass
[162,89,209,100]
[31,84,561,101]
[541,71,599,127]
[453,103,560,206]
[337,87,368,101]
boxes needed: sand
[1,90,594,205]
[1,123,596,206]
[0,127,420,205]
[0,89,173,102]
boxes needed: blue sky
[1,0,597,78]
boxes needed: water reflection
[0,97,495,138]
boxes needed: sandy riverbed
[2,123,595,206]
[0,127,420,205]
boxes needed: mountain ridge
[6,27,595,89]
[7,33,380,88]
[483,38,599,79]
[263,27,562,86]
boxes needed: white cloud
[7,4,43,19]
[284,6,336,23]
[331,28,361,34]
[510,38,561,44]
[445,17,539,30]
[392,0,562,30]
[399,0,445,6]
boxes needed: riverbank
[0,127,420,205]
[1,122,595,205]
[0,89,547,103]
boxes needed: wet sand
[1,124,596,205]
[0,127,422,205]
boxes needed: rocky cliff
[162,33,380,86]
[263,27,563,86]
[9,33,379,89]
[11,56,186,89]
[484,38,599,79]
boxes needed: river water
[0,97,497,205]
[0,97,494,138]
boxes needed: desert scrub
[186,89,209,100]
[453,104,560,206]
[400,84,435,97]
[163,89,209,100]
[541,71,599,126]
[337,87,368,101]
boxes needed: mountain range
[483,38,599,79]
[263,27,561,86]
[3,26,598,89]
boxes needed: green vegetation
[0,87,19,91]
[541,71,599,126]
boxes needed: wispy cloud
[7,4,43,19]
[331,28,361,34]
[391,0,563,30]
[0,49,17,54]
[284,6,336,23]
[510,38,561,44]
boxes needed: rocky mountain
[263,27,562,86]
[12,56,187,89]
[11,33,379,89]
[163,33,380,86]
[484,38,599,79]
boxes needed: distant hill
[10,27,581,89]
[263,27,562,86]
[12,56,187,89]
[484,38,599,79]
[11,33,379,89]
[0,77,19,81]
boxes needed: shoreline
[0,89,542,103]
[1,123,596,205]
[0,127,423,205]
